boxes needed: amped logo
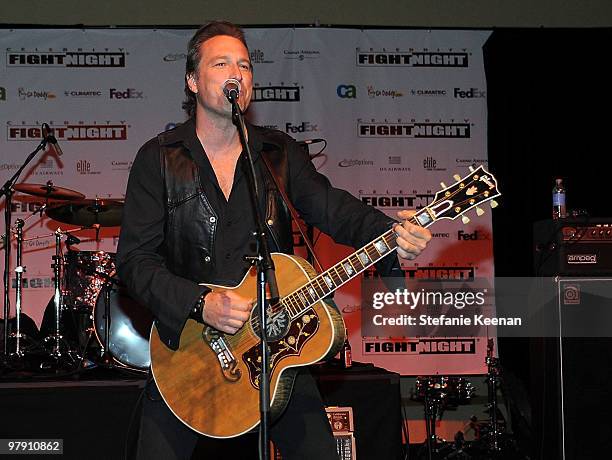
[7,48,126,67]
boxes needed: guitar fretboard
[280,212,429,319]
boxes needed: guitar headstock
[414,165,501,227]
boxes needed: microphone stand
[1,136,50,364]
[228,93,279,460]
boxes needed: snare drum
[93,283,153,370]
[63,251,116,310]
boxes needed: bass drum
[94,283,153,370]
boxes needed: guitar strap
[260,153,325,273]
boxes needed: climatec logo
[7,49,126,67]
[7,122,128,141]
[357,48,469,67]
[251,85,300,102]
[358,120,471,138]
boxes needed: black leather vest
[157,125,294,284]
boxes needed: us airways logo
[251,84,300,102]
[7,122,128,141]
[358,119,470,138]
[363,338,476,354]
[359,190,435,210]
[7,48,127,67]
[356,48,469,67]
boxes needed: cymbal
[14,182,85,201]
[45,199,123,227]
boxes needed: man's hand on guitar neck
[394,210,432,261]
[201,290,254,334]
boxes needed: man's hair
[182,21,249,118]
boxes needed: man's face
[187,35,253,118]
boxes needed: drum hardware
[2,218,42,365]
[2,161,83,363]
[38,251,151,372]
[483,338,502,452]
[10,219,27,358]
[413,376,476,460]
[41,229,77,368]
[3,204,50,359]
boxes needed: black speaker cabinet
[531,277,612,460]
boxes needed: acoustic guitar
[149,165,501,438]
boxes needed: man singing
[117,20,431,460]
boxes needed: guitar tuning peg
[469,166,475,172]
[462,215,470,224]
[453,174,462,181]
[440,182,447,189]
[476,207,485,216]
[490,200,498,209]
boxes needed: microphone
[297,138,327,159]
[297,139,325,146]
[41,123,64,156]
[222,78,241,102]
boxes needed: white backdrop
[0,27,493,374]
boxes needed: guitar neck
[279,165,501,320]
[282,209,434,319]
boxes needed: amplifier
[533,218,612,275]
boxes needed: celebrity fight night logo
[363,265,476,281]
[359,190,435,209]
[7,122,128,141]
[251,84,301,102]
[356,48,469,67]
[358,119,471,138]
[363,338,476,354]
[6,48,127,67]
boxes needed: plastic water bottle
[552,178,566,220]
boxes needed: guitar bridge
[202,327,241,382]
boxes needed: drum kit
[411,340,519,459]
[1,181,152,374]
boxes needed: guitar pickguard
[242,308,319,389]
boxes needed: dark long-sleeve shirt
[117,118,400,348]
